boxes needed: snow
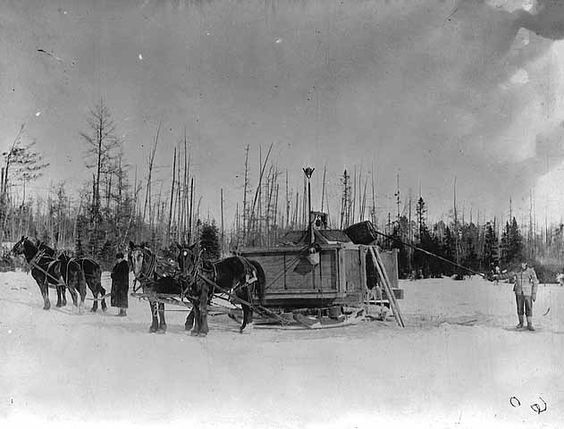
[1,272,563,429]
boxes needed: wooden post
[369,246,404,328]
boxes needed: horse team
[12,237,107,312]
[11,236,266,337]
[128,241,265,336]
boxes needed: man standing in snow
[111,252,129,317]
[513,261,539,331]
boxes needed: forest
[1,101,562,282]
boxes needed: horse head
[176,242,199,276]
[129,242,154,281]
[11,236,35,257]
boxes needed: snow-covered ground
[0,271,563,429]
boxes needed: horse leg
[88,280,98,312]
[185,308,195,330]
[198,302,209,337]
[78,273,87,314]
[61,286,67,306]
[158,303,167,333]
[68,287,78,310]
[149,301,159,333]
[56,286,63,307]
[40,280,50,310]
[91,290,99,312]
[100,285,107,312]
[239,288,254,333]
[240,305,249,333]
[191,305,201,336]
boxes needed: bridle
[177,247,206,299]
[130,246,157,286]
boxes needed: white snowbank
[0,272,563,428]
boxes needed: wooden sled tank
[239,216,403,325]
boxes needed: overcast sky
[2,0,564,226]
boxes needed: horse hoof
[190,331,199,336]
[198,333,207,337]
[149,326,159,333]
[90,308,97,313]
[43,305,50,310]
[158,326,167,333]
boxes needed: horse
[37,243,107,312]
[37,241,67,306]
[59,253,107,312]
[11,236,86,311]
[178,244,266,335]
[128,241,183,333]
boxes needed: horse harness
[60,256,83,286]
[132,247,157,284]
[201,256,258,299]
[28,249,65,287]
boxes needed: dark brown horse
[59,253,107,312]
[37,242,107,312]
[12,236,86,312]
[178,244,266,336]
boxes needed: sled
[250,307,366,330]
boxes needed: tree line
[1,100,563,279]
[380,196,559,282]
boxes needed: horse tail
[248,260,266,306]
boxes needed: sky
[2,0,564,227]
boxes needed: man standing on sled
[513,261,539,331]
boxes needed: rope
[370,228,486,278]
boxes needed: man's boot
[516,315,524,329]
[526,316,535,331]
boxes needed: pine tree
[500,217,523,265]
[509,217,524,263]
[482,222,498,269]
[416,196,426,240]
[200,221,220,261]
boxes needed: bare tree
[80,99,121,219]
